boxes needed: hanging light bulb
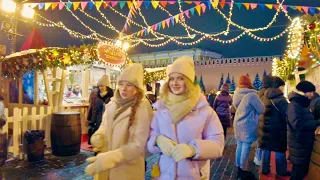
[115,40,122,47]
[122,42,130,51]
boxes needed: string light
[287,17,304,59]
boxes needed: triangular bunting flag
[88,1,94,9]
[119,1,126,9]
[134,1,142,8]
[309,7,316,15]
[274,5,279,11]
[258,4,265,10]
[29,3,38,9]
[250,3,257,10]
[195,5,201,15]
[58,2,65,10]
[201,3,206,13]
[184,10,190,18]
[170,17,175,26]
[154,24,158,30]
[185,1,193,4]
[302,6,309,14]
[179,13,184,21]
[147,26,151,33]
[127,1,133,9]
[289,6,296,10]
[296,6,302,12]
[123,23,128,31]
[219,2,225,9]
[137,31,141,36]
[282,5,288,11]
[44,3,51,10]
[225,2,231,7]
[162,21,166,29]
[151,1,159,9]
[205,1,211,10]
[235,3,241,9]
[103,2,110,9]
[111,1,118,7]
[95,1,103,10]
[73,2,80,11]
[165,19,170,27]
[52,2,58,10]
[38,3,45,10]
[265,4,273,9]
[243,3,250,10]
[190,8,195,16]
[144,1,151,9]
[317,7,320,11]
[81,2,88,10]
[168,1,176,5]
[212,0,219,8]
[194,1,201,5]
[174,14,179,23]
[66,2,72,10]
[160,1,167,8]
[158,22,162,30]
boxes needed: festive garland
[1,44,132,79]
[144,69,166,84]
[273,14,320,80]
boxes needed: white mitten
[91,134,106,152]
[171,144,196,162]
[85,152,115,176]
[156,135,177,157]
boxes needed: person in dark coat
[258,76,290,176]
[208,90,217,107]
[87,75,114,145]
[302,81,320,120]
[213,84,232,139]
[287,81,320,180]
[255,75,274,166]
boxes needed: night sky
[0,0,320,58]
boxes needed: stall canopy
[20,27,46,51]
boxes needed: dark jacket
[208,93,217,107]
[287,92,320,165]
[87,87,114,136]
[213,91,232,127]
[258,88,288,153]
[310,92,320,120]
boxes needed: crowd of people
[85,55,320,180]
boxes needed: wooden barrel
[309,135,320,178]
[51,112,81,156]
[0,133,8,166]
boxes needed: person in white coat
[85,63,153,180]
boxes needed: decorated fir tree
[253,73,262,90]
[263,70,267,77]
[230,76,236,93]
[225,73,231,84]
[218,73,224,90]
[199,75,206,93]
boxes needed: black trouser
[222,125,228,139]
[290,164,309,180]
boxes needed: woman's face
[169,73,187,95]
[118,81,138,99]
[99,86,107,92]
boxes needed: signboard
[0,45,6,56]
[97,42,126,65]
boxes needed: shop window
[22,70,34,104]
[9,79,19,103]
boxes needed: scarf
[113,90,137,120]
[100,91,107,97]
[162,80,201,124]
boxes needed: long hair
[128,90,143,127]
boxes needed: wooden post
[42,70,53,110]
[58,69,66,108]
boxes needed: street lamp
[0,0,34,53]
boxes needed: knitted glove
[91,134,106,152]
[85,152,115,176]
[171,144,196,162]
[156,135,177,157]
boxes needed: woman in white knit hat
[85,63,153,180]
[147,56,224,180]
[87,75,114,145]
